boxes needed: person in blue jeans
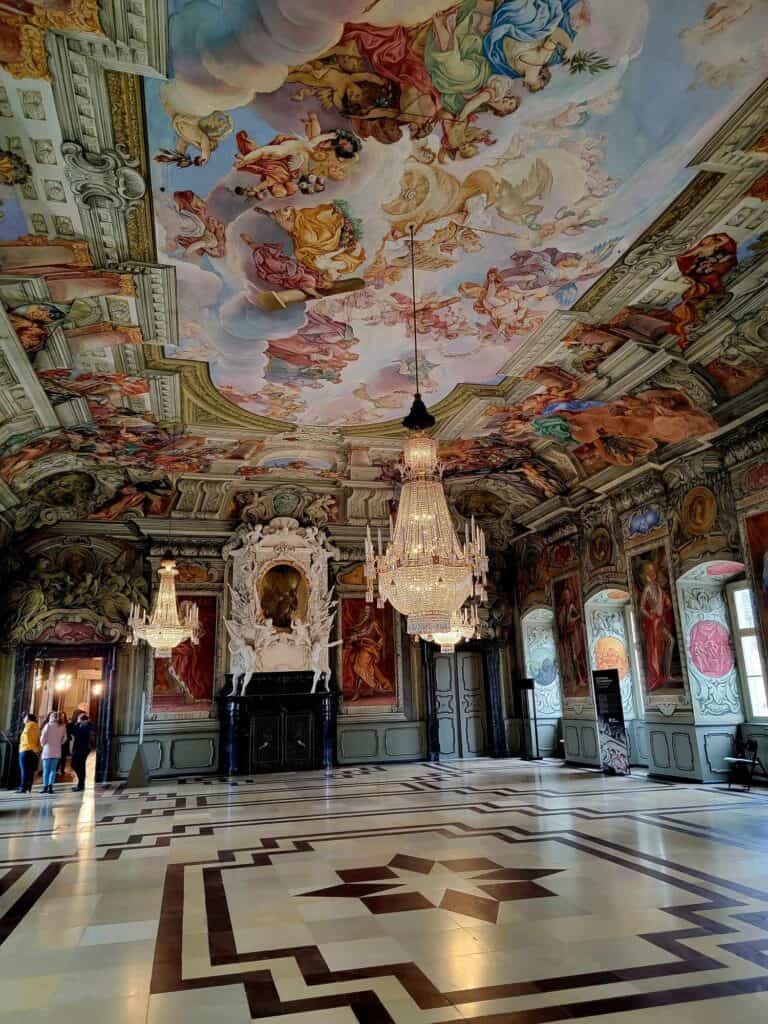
[39,711,67,794]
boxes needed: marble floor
[0,760,767,1023]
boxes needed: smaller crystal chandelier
[129,539,199,658]
[422,603,479,653]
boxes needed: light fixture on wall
[54,674,71,693]
[91,682,104,697]
[365,226,488,637]
[422,603,479,654]
[129,517,199,658]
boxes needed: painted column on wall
[522,609,562,719]
[676,564,743,723]
[585,594,637,721]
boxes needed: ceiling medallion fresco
[0,0,766,532]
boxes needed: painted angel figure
[232,114,361,200]
[155,102,233,167]
[483,0,612,93]
[459,270,547,336]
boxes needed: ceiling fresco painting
[146,0,767,427]
[0,0,767,538]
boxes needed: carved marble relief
[0,536,147,644]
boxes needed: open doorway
[31,657,104,722]
[20,647,112,790]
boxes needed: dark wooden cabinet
[216,671,337,774]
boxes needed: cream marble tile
[80,919,157,945]
[148,984,251,1024]
[318,935,411,971]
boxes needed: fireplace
[216,671,337,774]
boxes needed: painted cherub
[155,97,233,167]
[232,114,361,199]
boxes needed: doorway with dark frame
[9,643,117,790]
[421,640,508,762]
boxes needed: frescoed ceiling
[0,1,768,538]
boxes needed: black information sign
[592,669,630,776]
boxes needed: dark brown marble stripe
[0,863,62,947]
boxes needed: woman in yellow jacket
[17,712,41,793]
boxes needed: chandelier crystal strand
[423,602,480,654]
[365,432,488,636]
[129,556,200,659]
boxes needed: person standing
[39,711,67,795]
[16,713,41,793]
[69,713,93,793]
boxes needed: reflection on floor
[1,759,768,1022]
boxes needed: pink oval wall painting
[689,620,734,678]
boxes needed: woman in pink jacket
[40,711,68,794]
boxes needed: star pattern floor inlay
[1,759,767,1022]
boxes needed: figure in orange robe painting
[637,560,676,690]
[342,601,396,703]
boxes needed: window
[727,582,768,720]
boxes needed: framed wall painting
[628,544,686,700]
[551,573,591,703]
[149,594,219,719]
[744,509,768,657]
[338,596,402,716]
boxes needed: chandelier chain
[409,224,420,396]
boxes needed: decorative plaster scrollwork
[644,365,718,411]
[61,141,146,211]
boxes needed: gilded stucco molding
[143,348,291,433]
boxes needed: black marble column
[482,641,508,759]
[218,678,247,775]
[420,640,440,762]
[95,645,117,784]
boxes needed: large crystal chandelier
[365,227,488,638]
[129,552,199,659]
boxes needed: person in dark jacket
[69,713,93,792]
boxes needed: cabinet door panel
[251,714,282,771]
[285,711,314,769]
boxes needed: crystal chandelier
[422,603,479,653]
[365,226,488,637]
[129,553,199,659]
